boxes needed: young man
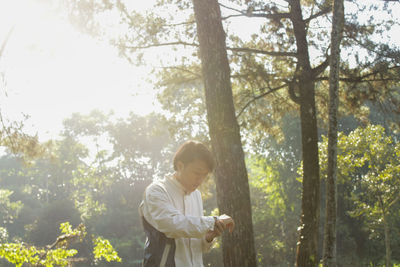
[139,140,235,267]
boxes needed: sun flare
[0,0,158,140]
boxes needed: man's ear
[176,161,185,172]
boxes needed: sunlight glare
[0,0,160,140]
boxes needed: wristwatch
[213,216,218,223]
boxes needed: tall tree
[286,1,322,265]
[322,0,344,265]
[191,0,257,266]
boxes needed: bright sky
[0,0,159,141]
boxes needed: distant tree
[0,111,179,266]
[0,189,22,225]
[62,111,179,265]
[247,150,301,266]
[319,125,400,267]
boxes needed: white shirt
[139,176,215,267]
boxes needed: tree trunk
[191,0,257,266]
[295,63,320,267]
[323,0,344,266]
[383,212,392,267]
[379,196,392,267]
[290,1,321,266]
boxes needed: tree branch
[315,66,400,82]
[164,20,196,27]
[158,66,201,78]
[123,42,297,58]
[0,112,18,152]
[388,194,400,208]
[219,3,243,14]
[35,230,82,267]
[245,12,291,20]
[236,84,288,118]
[304,6,332,24]
[219,3,291,20]
[312,57,330,78]
[344,34,400,61]
[347,65,400,81]
[222,14,248,20]
[316,76,400,83]
[288,80,301,104]
[228,47,297,57]
[221,11,291,20]
[124,41,199,50]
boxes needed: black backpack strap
[142,217,176,267]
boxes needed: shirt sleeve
[141,184,215,239]
[198,191,215,252]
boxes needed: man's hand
[205,214,235,242]
[205,217,224,242]
[217,214,235,233]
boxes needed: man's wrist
[211,216,217,230]
[205,231,214,243]
[205,217,218,243]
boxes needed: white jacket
[139,176,216,267]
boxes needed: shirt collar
[167,175,190,195]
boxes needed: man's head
[173,140,215,193]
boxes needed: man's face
[176,159,210,193]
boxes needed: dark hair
[173,140,215,172]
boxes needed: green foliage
[319,124,400,265]
[43,248,78,267]
[0,189,23,224]
[0,222,80,267]
[93,236,122,263]
[0,227,7,242]
[249,157,285,219]
[0,111,176,266]
[0,242,41,267]
[320,125,400,221]
[0,107,399,266]
[60,222,86,239]
[246,148,301,266]
[0,116,48,163]
[0,222,120,267]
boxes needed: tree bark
[323,0,344,266]
[191,0,257,266]
[383,211,392,267]
[290,1,321,266]
[379,196,392,267]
